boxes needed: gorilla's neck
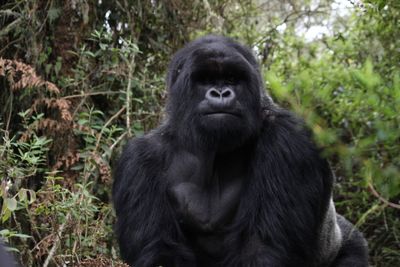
[166,139,251,235]
[183,131,252,155]
[171,125,255,154]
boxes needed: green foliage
[0,112,50,223]
[267,57,400,199]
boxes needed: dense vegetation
[0,0,398,266]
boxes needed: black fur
[113,35,368,267]
[0,242,17,267]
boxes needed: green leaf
[0,229,10,237]
[99,43,108,50]
[4,198,17,211]
[18,189,36,204]
[2,209,11,223]
[11,233,31,239]
[48,7,61,23]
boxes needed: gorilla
[113,35,368,267]
[0,242,18,267]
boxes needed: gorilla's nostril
[210,89,221,98]
[221,89,233,98]
[206,88,222,100]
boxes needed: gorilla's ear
[167,58,185,89]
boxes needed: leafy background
[0,0,399,266]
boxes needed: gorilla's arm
[231,110,335,266]
[113,136,168,266]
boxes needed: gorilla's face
[167,36,264,149]
[192,51,258,134]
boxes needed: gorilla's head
[165,35,270,151]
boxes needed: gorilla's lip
[203,111,241,118]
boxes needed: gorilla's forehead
[192,42,242,62]
[190,42,251,73]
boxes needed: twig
[0,10,21,17]
[125,57,135,137]
[13,213,34,265]
[0,17,22,37]
[0,37,22,54]
[6,90,13,132]
[107,132,128,157]
[43,213,71,267]
[94,106,126,152]
[368,183,400,210]
[62,91,119,99]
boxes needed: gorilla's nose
[205,88,236,107]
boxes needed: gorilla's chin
[195,115,253,152]
[198,114,243,132]
[200,112,242,128]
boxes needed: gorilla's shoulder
[125,124,179,164]
[123,129,167,158]
[260,107,318,155]
[263,107,310,133]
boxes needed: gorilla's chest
[167,151,245,233]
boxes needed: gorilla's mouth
[203,111,241,118]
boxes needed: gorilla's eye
[225,75,238,85]
[194,72,216,85]
[204,76,216,85]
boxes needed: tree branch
[368,183,400,210]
